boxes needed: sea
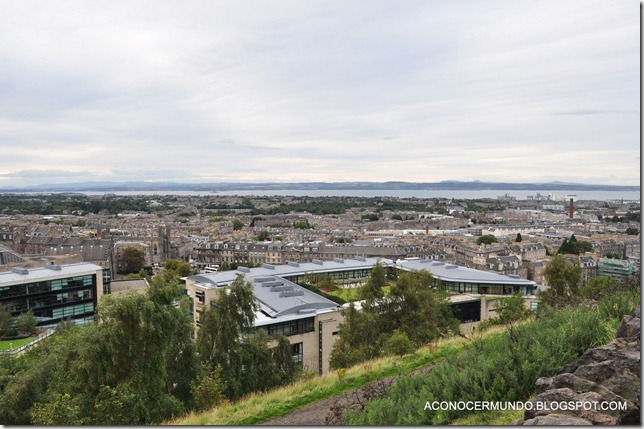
[44,189,641,202]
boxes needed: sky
[0,0,639,187]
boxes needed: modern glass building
[396,259,537,296]
[0,263,108,329]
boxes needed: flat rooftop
[0,262,104,285]
[396,259,536,287]
[189,257,392,289]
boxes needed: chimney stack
[569,198,574,219]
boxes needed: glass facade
[0,274,98,328]
[435,278,534,296]
[266,317,315,337]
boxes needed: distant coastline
[0,180,639,193]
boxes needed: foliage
[164,259,194,277]
[255,230,271,241]
[232,219,244,231]
[147,270,184,305]
[0,293,198,425]
[195,275,298,400]
[0,307,12,335]
[495,293,532,325]
[476,234,497,245]
[385,330,414,356]
[192,365,227,412]
[345,298,633,425]
[16,310,37,335]
[515,232,522,242]
[330,269,458,369]
[625,227,639,235]
[557,234,594,255]
[120,246,146,274]
[539,254,581,308]
[293,220,311,229]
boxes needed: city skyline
[0,0,639,187]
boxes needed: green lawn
[328,285,391,302]
[0,336,36,351]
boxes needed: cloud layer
[0,0,639,186]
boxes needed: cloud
[0,0,638,186]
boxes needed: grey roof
[396,259,535,286]
[0,262,104,285]
[251,276,338,321]
[190,257,392,287]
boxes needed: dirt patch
[258,363,435,426]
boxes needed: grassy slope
[169,326,510,425]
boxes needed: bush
[345,299,631,425]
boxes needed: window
[291,342,303,365]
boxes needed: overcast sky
[0,0,639,187]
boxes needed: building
[597,259,634,281]
[186,271,342,375]
[0,262,110,329]
[395,259,537,296]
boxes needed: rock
[523,414,592,425]
[616,314,641,341]
[525,388,618,425]
[521,307,641,426]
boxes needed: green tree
[385,330,414,356]
[330,303,384,369]
[476,234,498,245]
[121,247,145,274]
[164,259,194,277]
[540,255,581,307]
[147,270,184,305]
[31,393,83,425]
[16,310,37,335]
[0,307,12,335]
[383,270,458,346]
[515,233,523,242]
[625,227,639,235]
[255,230,270,241]
[232,219,244,231]
[293,220,311,229]
[191,364,227,412]
[495,293,531,325]
[196,274,257,399]
[359,262,386,307]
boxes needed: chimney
[569,198,574,219]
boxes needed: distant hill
[0,180,639,193]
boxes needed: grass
[450,408,525,425]
[0,336,36,351]
[169,326,510,425]
[328,285,391,302]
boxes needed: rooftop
[0,262,105,285]
[396,258,536,287]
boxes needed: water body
[35,189,641,201]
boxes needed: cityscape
[0,0,639,426]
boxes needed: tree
[191,365,227,412]
[383,270,458,346]
[232,219,244,231]
[476,234,498,245]
[625,227,639,235]
[255,230,270,241]
[16,310,37,335]
[164,259,193,277]
[293,220,311,229]
[121,247,145,274]
[557,234,593,255]
[385,330,414,356]
[515,233,523,242]
[540,255,581,307]
[330,303,384,369]
[196,274,257,399]
[0,307,11,336]
[495,293,531,325]
[359,262,386,307]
